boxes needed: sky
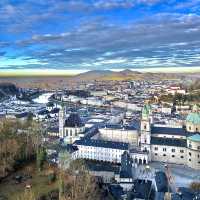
[0,0,200,75]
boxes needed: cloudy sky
[0,0,200,74]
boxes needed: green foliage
[0,119,42,178]
[48,172,56,184]
[36,147,46,172]
[190,182,200,192]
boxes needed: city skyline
[0,0,200,74]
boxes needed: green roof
[142,104,152,119]
[188,134,200,142]
[186,112,200,125]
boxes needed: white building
[73,139,129,163]
[98,125,138,145]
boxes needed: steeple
[59,104,66,138]
[140,103,152,153]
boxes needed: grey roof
[151,137,187,147]
[171,187,199,200]
[74,139,129,150]
[105,124,137,131]
[155,171,169,193]
[47,127,59,133]
[151,126,187,136]
[129,179,152,200]
[64,113,84,127]
[120,151,133,178]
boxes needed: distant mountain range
[0,69,199,89]
[69,69,197,82]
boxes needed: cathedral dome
[64,113,84,127]
[186,112,200,125]
[186,105,200,125]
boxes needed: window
[180,150,184,153]
[189,126,191,130]
[189,144,192,148]
[144,125,147,130]
[154,147,158,151]
[198,155,200,158]
[163,148,167,152]
[180,156,184,159]
[172,155,175,158]
[189,152,192,156]
[198,146,200,150]
[65,130,68,137]
[189,159,191,162]
[171,149,175,153]
[163,154,166,157]
[155,153,158,156]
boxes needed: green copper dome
[186,112,200,125]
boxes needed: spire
[142,103,152,120]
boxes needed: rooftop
[187,134,200,142]
[151,137,187,147]
[64,113,84,128]
[74,139,129,150]
[186,112,200,125]
[151,126,187,136]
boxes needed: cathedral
[59,103,200,170]
[141,104,200,170]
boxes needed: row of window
[154,153,183,158]
[154,153,200,164]
[154,147,184,153]
[188,152,200,158]
[188,126,199,132]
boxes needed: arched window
[65,129,68,137]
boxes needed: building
[73,139,129,163]
[98,125,138,145]
[149,104,200,170]
[59,106,85,144]
[71,103,200,170]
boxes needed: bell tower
[140,104,152,152]
[59,103,66,138]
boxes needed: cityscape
[0,0,200,200]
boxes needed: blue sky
[0,0,200,74]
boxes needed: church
[141,104,200,170]
[59,106,85,144]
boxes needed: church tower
[59,104,66,138]
[140,104,152,152]
[186,104,200,133]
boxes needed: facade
[73,139,129,163]
[148,104,200,170]
[98,125,138,145]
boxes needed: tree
[190,182,200,192]
[36,147,46,172]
